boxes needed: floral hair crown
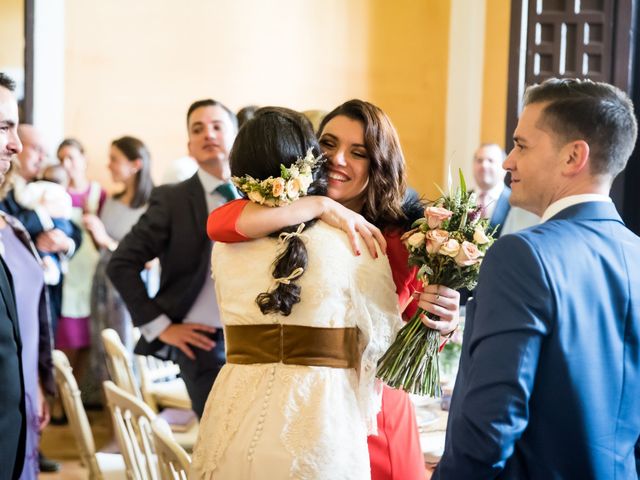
[231,148,324,207]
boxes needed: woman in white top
[190,107,403,480]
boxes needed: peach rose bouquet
[376,170,496,396]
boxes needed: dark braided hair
[229,107,327,315]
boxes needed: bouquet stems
[376,308,442,396]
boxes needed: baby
[14,164,75,285]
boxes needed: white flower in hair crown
[231,148,324,207]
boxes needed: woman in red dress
[208,99,459,479]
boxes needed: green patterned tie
[214,182,238,202]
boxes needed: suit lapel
[0,256,20,346]
[185,174,208,240]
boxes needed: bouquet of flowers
[376,170,496,396]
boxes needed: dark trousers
[175,329,225,418]
[47,282,62,335]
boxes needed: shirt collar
[197,169,225,194]
[478,182,504,200]
[540,194,612,223]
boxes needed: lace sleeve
[351,253,403,435]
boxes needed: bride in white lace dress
[190,107,402,480]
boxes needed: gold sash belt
[225,324,359,369]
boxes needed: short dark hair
[230,107,326,316]
[523,78,638,177]
[186,99,238,132]
[0,72,16,91]
[318,99,408,230]
[111,136,154,209]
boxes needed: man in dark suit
[435,78,640,479]
[108,99,238,417]
[0,72,27,479]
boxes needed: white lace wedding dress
[190,221,402,480]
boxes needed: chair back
[135,354,190,412]
[52,349,103,478]
[102,328,141,398]
[103,380,159,480]
[151,418,191,479]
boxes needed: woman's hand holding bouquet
[376,171,496,396]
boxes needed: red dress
[207,200,426,480]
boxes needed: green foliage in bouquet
[376,170,496,396]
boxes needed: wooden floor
[39,408,114,479]
[38,405,436,479]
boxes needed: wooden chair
[101,329,198,451]
[52,350,126,480]
[104,328,191,412]
[135,354,191,412]
[101,328,141,398]
[151,418,191,480]
[103,380,160,480]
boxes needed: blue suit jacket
[434,201,640,479]
[490,187,511,237]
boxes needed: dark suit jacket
[0,257,26,479]
[107,173,212,357]
[0,189,82,250]
[435,202,640,479]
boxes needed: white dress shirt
[477,183,505,220]
[540,194,612,223]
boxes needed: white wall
[444,0,486,190]
[32,0,65,156]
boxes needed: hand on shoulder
[318,197,387,258]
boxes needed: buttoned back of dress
[191,220,403,480]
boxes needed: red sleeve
[207,199,251,242]
[384,231,420,320]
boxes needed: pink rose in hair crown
[271,178,286,198]
[286,179,301,199]
[454,241,483,266]
[425,206,453,229]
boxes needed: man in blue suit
[435,78,640,479]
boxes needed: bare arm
[233,196,387,257]
[83,213,116,250]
